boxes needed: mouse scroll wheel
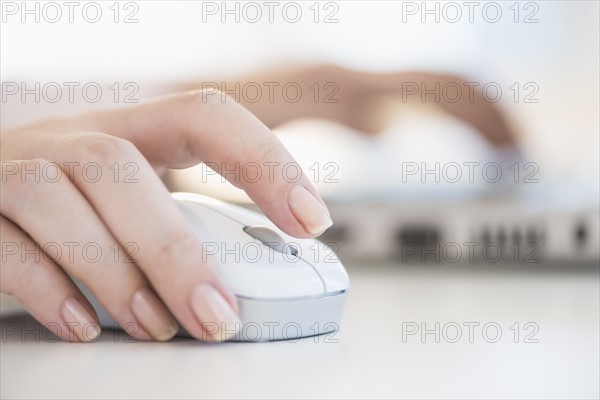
[243,226,299,257]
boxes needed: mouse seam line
[299,257,328,294]
[236,290,345,302]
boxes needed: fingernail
[288,185,333,235]
[61,297,101,342]
[191,284,240,342]
[132,288,178,342]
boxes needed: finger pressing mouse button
[243,226,299,257]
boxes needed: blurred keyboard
[315,198,599,264]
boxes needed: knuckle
[182,89,232,116]
[66,133,139,167]
[253,140,279,165]
[191,89,225,107]
[12,253,54,297]
[153,230,203,270]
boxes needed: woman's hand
[0,91,332,342]
[185,65,518,148]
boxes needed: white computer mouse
[73,192,350,342]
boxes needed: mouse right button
[303,241,350,294]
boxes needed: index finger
[31,91,333,238]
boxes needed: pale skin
[181,65,516,147]
[0,65,517,343]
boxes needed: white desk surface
[2,263,599,399]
